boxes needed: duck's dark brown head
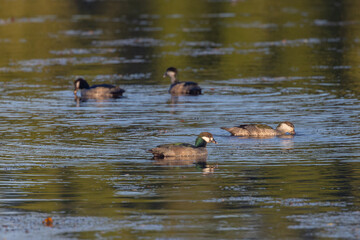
[163,67,178,84]
[195,132,217,147]
[74,78,90,94]
[199,132,217,144]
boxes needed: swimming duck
[221,122,295,137]
[148,132,217,158]
[164,67,202,95]
[73,78,125,99]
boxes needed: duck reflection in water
[167,94,203,105]
[279,135,295,153]
[196,161,218,174]
[152,155,207,166]
[152,156,218,174]
[74,95,123,107]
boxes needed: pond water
[0,0,360,239]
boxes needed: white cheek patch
[202,136,210,142]
[284,125,292,131]
[280,124,293,133]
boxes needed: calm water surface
[0,0,360,239]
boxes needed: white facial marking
[76,81,80,89]
[168,71,175,77]
[202,136,210,142]
[279,123,294,133]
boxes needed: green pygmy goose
[148,132,217,158]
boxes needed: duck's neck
[276,129,286,135]
[170,76,178,84]
[195,137,207,147]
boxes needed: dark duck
[74,78,125,99]
[164,67,202,95]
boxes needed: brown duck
[148,132,217,158]
[164,67,202,95]
[221,122,295,137]
[74,78,125,99]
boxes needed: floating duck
[221,122,295,137]
[74,78,125,99]
[164,67,202,95]
[148,132,217,158]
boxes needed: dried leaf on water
[42,217,53,227]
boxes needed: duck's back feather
[148,143,207,158]
[82,85,125,98]
[222,124,278,136]
[90,84,116,89]
[221,126,250,136]
[169,82,202,95]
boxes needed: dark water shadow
[152,156,218,174]
[152,155,208,166]
[166,94,202,105]
[74,95,127,106]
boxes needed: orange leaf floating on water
[42,217,53,227]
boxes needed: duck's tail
[188,87,202,95]
[111,87,125,97]
[220,127,230,131]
